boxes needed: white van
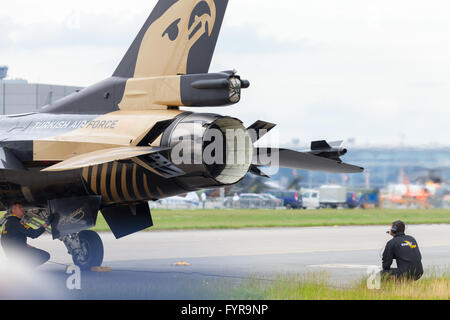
[319,185,347,208]
[301,189,320,209]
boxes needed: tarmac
[1,224,449,299]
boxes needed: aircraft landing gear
[62,230,104,270]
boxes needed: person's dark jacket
[382,232,423,277]
[1,215,45,250]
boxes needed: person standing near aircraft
[1,203,53,268]
[232,193,240,208]
[201,192,207,209]
[381,220,423,280]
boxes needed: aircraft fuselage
[0,111,206,209]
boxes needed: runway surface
[1,224,449,299]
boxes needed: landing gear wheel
[72,230,104,270]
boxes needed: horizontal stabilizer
[253,148,364,174]
[42,146,170,172]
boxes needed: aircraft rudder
[113,0,229,78]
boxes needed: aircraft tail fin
[113,0,229,78]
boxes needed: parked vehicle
[346,191,360,208]
[358,190,380,209]
[259,193,284,208]
[268,190,303,209]
[443,195,450,209]
[150,192,200,209]
[223,193,283,208]
[223,196,234,208]
[301,189,320,209]
[238,193,267,208]
[319,185,347,208]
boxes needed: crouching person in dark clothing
[381,220,423,281]
[1,203,51,268]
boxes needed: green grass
[227,271,450,300]
[91,208,450,232]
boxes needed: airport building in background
[0,66,82,115]
[275,147,450,190]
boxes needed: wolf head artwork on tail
[115,0,225,78]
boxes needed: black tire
[72,230,104,271]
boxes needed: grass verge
[227,271,450,300]
[91,208,450,232]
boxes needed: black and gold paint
[81,161,183,204]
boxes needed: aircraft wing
[42,146,170,172]
[253,148,364,174]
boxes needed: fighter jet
[0,0,363,269]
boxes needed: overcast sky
[1,0,449,147]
